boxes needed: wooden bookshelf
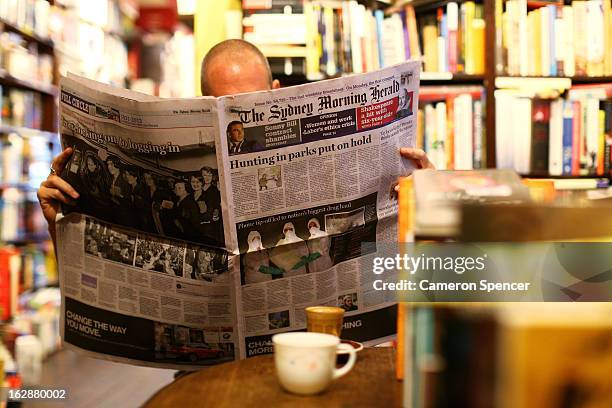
[0,18,54,50]
[570,76,612,84]
[420,73,485,84]
[0,5,60,135]
[235,0,612,179]
[408,0,612,178]
[0,71,58,96]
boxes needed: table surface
[143,347,401,408]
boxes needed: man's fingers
[400,147,426,161]
[400,147,435,169]
[42,176,79,199]
[51,147,74,173]
[39,185,75,206]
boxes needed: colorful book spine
[374,9,385,69]
[547,5,556,76]
[562,100,574,175]
[531,98,550,174]
[473,99,483,169]
[548,98,563,175]
[572,101,582,175]
[603,100,612,176]
[447,2,458,73]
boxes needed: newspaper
[56,61,420,368]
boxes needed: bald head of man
[200,39,281,97]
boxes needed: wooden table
[143,348,401,407]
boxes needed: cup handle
[333,343,357,380]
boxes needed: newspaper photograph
[56,60,420,368]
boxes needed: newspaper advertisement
[56,61,420,368]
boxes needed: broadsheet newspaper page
[56,61,420,368]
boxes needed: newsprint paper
[57,61,420,368]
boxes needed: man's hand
[394,147,435,193]
[37,147,79,238]
[400,147,435,170]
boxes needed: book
[419,86,484,171]
[496,83,612,177]
[531,98,551,175]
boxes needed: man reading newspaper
[39,40,433,238]
[37,40,433,367]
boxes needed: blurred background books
[400,303,612,408]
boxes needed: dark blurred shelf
[420,73,485,84]
[276,73,343,86]
[0,70,58,96]
[276,72,486,86]
[403,0,456,12]
[571,76,612,84]
[0,18,54,51]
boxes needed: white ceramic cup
[272,332,357,395]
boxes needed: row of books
[244,0,480,79]
[419,2,485,75]
[50,4,130,86]
[0,0,126,38]
[496,83,612,177]
[0,0,50,39]
[242,0,487,78]
[0,187,47,242]
[53,0,126,33]
[0,128,56,191]
[1,87,43,129]
[501,0,612,77]
[1,286,60,387]
[0,244,57,322]
[416,86,485,170]
[401,304,612,408]
[0,31,53,85]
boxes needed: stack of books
[0,87,44,129]
[496,82,612,177]
[0,0,51,38]
[0,243,58,320]
[501,0,612,77]
[0,32,54,85]
[49,0,131,86]
[242,0,485,79]
[417,1,485,75]
[417,86,485,170]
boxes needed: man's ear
[272,79,281,89]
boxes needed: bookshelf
[0,2,136,376]
[231,0,612,179]
[0,18,54,50]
